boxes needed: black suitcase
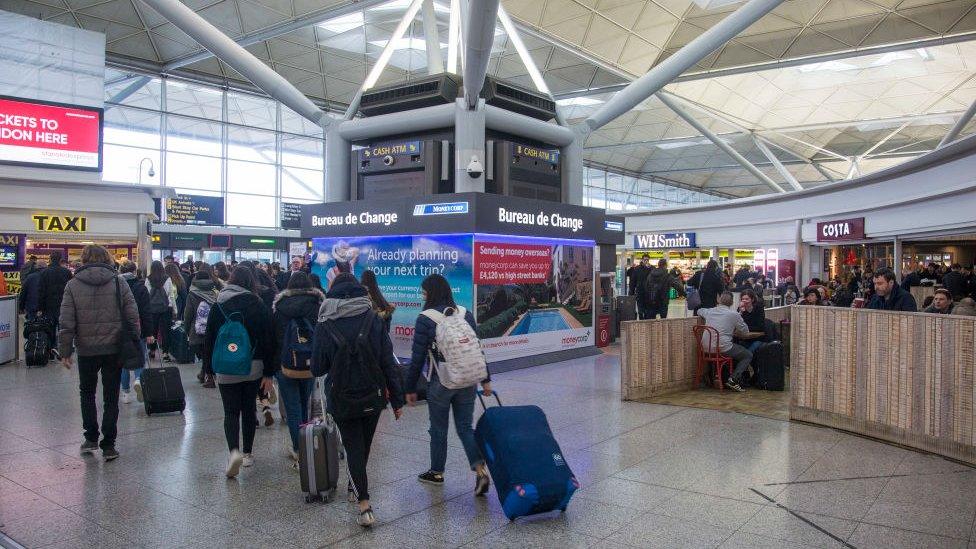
[168,324,195,364]
[753,341,785,391]
[142,363,186,415]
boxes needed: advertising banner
[0,296,15,364]
[0,96,102,170]
[474,235,594,362]
[817,217,865,242]
[0,233,26,272]
[310,234,473,357]
[166,194,225,225]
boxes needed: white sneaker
[226,450,244,478]
[242,453,254,467]
[133,380,143,403]
[120,391,131,404]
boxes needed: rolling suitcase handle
[477,389,501,410]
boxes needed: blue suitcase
[474,392,579,521]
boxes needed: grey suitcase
[299,379,341,503]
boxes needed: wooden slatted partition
[620,317,701,400]
[790,306,976,465]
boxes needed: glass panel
[165,153,221,191]
[281,104,324,137]
[105,107,161,149]
[102,145,160,185]
[226,91,276,129]
[104,74,162,110]
[281,166,323,200]
[166,115,221,156]
[226,194,275,227]
[227,125,276,162]
[165,79,223,119]
[227,160,276,195]
[281,135,323,169]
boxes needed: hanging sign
[32,214,87,232]
[817,217,865,242]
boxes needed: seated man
[923,288,954,315]
[697,291,750,393]
[867,268,918,312]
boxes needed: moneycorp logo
[561,333,590,345]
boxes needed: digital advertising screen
[474,234,595,361]
[0,96,103,171]
[166,194,225,226]
[310,234,474,357]
[0,247,17,268]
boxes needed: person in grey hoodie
[184,270,220,388]
[58,245,140,462]
[203,266,275,479]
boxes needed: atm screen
[0,246,17,267]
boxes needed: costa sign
[817,217,865,242]
[0,96,103,171]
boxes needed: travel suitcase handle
[477,390,501,410]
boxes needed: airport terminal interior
[1,0,976,547]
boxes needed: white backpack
[421,306,488,389]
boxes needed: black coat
[628,264,651,296]
[310,281,405,413]
[698,269,725,308]
[867,284,918,312]
[272,288,323,365]
[639,267,684,306]
[405,304,484,393]
[123,274,154,338]
[204,289,275,377]
[942,270,966,300]
[38,264,72,319]
[18,270,42,316]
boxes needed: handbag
[115,278,144,370]
[686,287,701,310]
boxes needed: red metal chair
[692,325,733,391]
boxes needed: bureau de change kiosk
[302,193,625,371]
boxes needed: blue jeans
[746,340,762,353]
[120,340,148,391]
[427,375,484,473]
[276,373,314,452]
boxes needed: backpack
[194,300,212,336]
[642,273,667,308]
[211,304,253,376]
[149,285,170,314]
[322,312,388,419]
[421,306,488,390]
[281,317,315,379]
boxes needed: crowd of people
[18,245,493,528]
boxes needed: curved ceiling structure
[2,0,975,199]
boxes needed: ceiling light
[556,97,604,107]
[317,12,364,34]
[368,38,445,51]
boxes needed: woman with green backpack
[204,267,275,479]
[271,271,323,465]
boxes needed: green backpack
[211,304,253,376]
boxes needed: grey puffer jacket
[58,263,140,359]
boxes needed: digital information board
[166,194,224,226]
[281,202,302,230]
[0,96,103,171]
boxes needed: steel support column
[325,128,350,202]
[422,0,444,75]
[938,98,976,148]
[139,0,330,128]
[105,76,151,108]
[752,135,802,191]
[455,98,486,192]
[657,93,785,193]
[893,236,903,281]
[580,0,785,132]
[563,138,583,205]
[462,0,500,107]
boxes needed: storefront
[302,193,624,370]
[151,229,306,266]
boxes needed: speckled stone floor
[1,350,974,548]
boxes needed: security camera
[148,167,156,177]
[466,155,483,179]
[382,155,395,166]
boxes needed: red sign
[596,314,611,347]
[0,96,102,170]
[474,242,552,285]
[816,217,865,242]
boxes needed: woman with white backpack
[184,269,219,388]
[404,273,492,496]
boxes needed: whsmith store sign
[633,232,697,249]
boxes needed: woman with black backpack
[204,267,275,479]
[311,273,404,528]
[404,273,492,498]
[272,271,323,464]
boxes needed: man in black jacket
[639,259,685,319]
[867,268,917,312]
[941,264,966,301]
[38,251,72,326]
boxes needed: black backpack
[643,272,667,308]
[321,313,388,420]
[149,285,170,314]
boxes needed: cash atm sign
[514,144,559,164]
[361,141,421,158]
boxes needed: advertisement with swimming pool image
[310,234,474,358]
[474,235,595,361]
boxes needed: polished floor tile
[0,349,972,548]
